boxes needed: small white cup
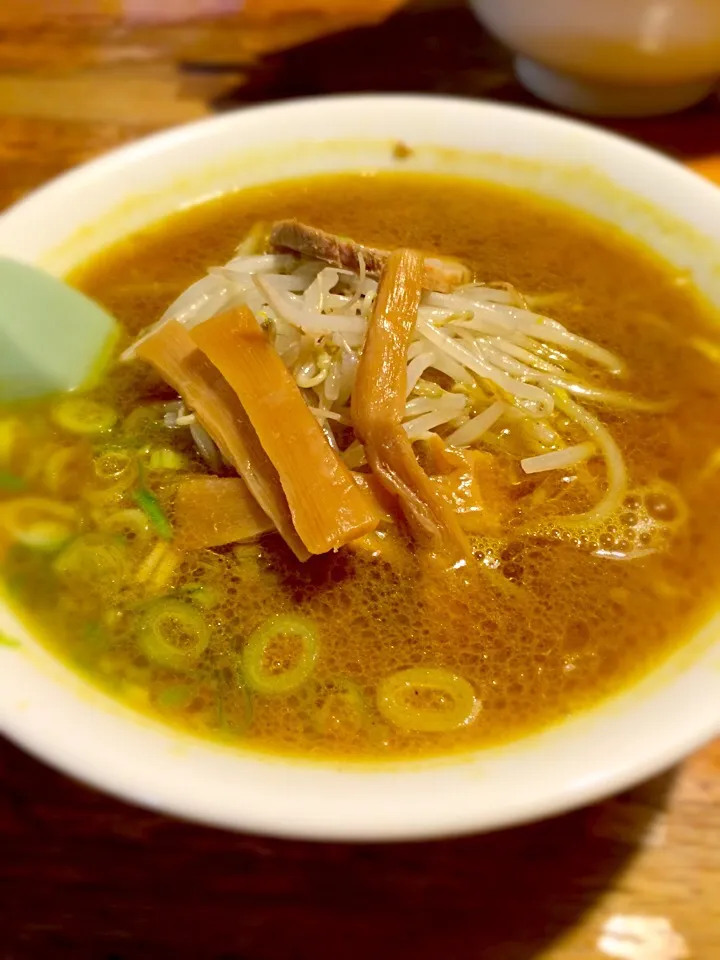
[470,0,720,116]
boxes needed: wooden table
[1,3,719,958]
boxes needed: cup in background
[470,0,720,116]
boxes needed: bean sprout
[124,233,663,532]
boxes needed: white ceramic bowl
[1,96,720,841]
[470,0,720,116]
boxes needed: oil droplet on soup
[4,171,720,761]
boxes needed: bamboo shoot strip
[351,249,470,562]
[173,476,274,551]
[191,306,381,554]
[135,320,309,560]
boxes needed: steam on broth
[3,170,720,760]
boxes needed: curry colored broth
[4,171,720,760]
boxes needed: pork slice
[269,219,472,294]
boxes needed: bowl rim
[1,93,720,841]
[4,91,718,238]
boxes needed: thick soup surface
[3,171,720,760]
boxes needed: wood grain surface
[1,2,719,958]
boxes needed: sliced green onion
[93,449,135,482]
[1,497,77,551]
[43,444,90,497]
[99,507,151,543]
[139,597,209,671]
[54,533,130,588]
[85,449,138,505]
[52,397,117,435]
[242,614,318,695]
[376,667,480,733]
[148,447,186,472]
[135,541,179,591]
[0,471,26,493]
[134,487,173,541]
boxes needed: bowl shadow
[0,736,675,960]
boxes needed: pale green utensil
[0,257,120,403]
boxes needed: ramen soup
[3,171,720,761]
